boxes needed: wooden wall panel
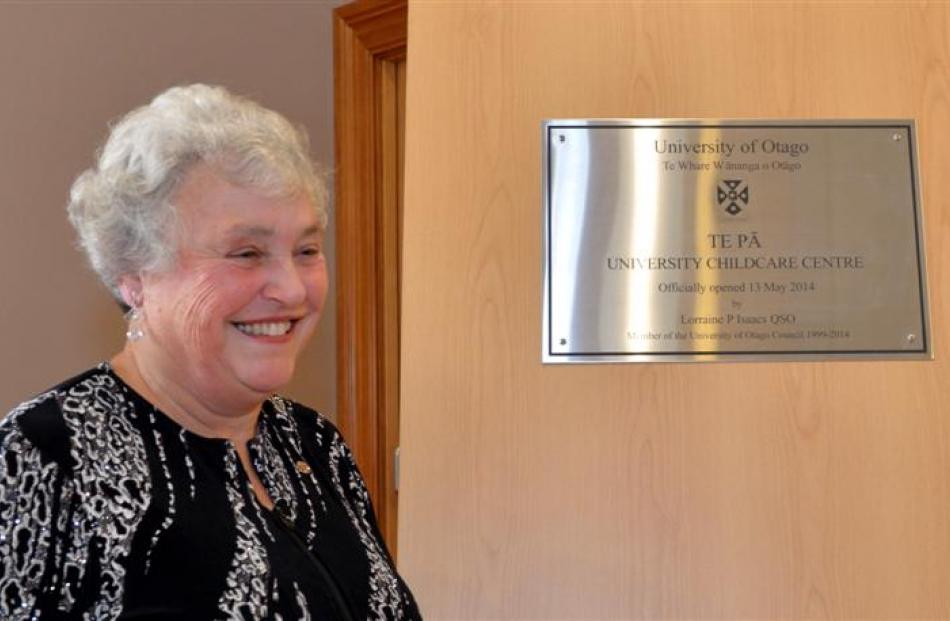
[333,0,406,550]
[398,3,949,619]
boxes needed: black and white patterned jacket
[0,364,420,620]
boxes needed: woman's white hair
[67,83,328,305]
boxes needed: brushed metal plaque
[542,120,931,363]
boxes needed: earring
[125,307,145,342]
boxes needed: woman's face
[133,164,328,412]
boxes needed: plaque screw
[906,333,917,343]
[559,338,567,345]
[558,134,566,143]
[892,133,903,141]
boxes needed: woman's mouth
[233,320,295,337]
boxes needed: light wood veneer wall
[398,3,949,619]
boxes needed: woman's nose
[263,257,307,306]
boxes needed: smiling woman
[116,163,328,426]
[0,85,420,620]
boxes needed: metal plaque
[542,120,931,363]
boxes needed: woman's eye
[229,248,263,260]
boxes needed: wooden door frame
[333,0,407,553]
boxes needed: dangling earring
[125,307,145,342]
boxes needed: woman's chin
[237,363,296,396]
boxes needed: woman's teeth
[234,321,293,337]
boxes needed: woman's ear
[117,274,145,309]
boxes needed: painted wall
[0,2,343,418]
[398,3,949,618]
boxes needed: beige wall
[0,2,343,418]
[399,2,949,619]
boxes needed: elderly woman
[0,85,420,620]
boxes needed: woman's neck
[110,346,262,445]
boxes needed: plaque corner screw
[559,338,567,345]
[892,133,903,141]
[558,134,566,143]
[906,333,917,343]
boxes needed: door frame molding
[333,0,407,552]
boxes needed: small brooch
[295,460,312,475]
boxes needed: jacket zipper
[268,503,357,621]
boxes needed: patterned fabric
[0,365,420,620]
